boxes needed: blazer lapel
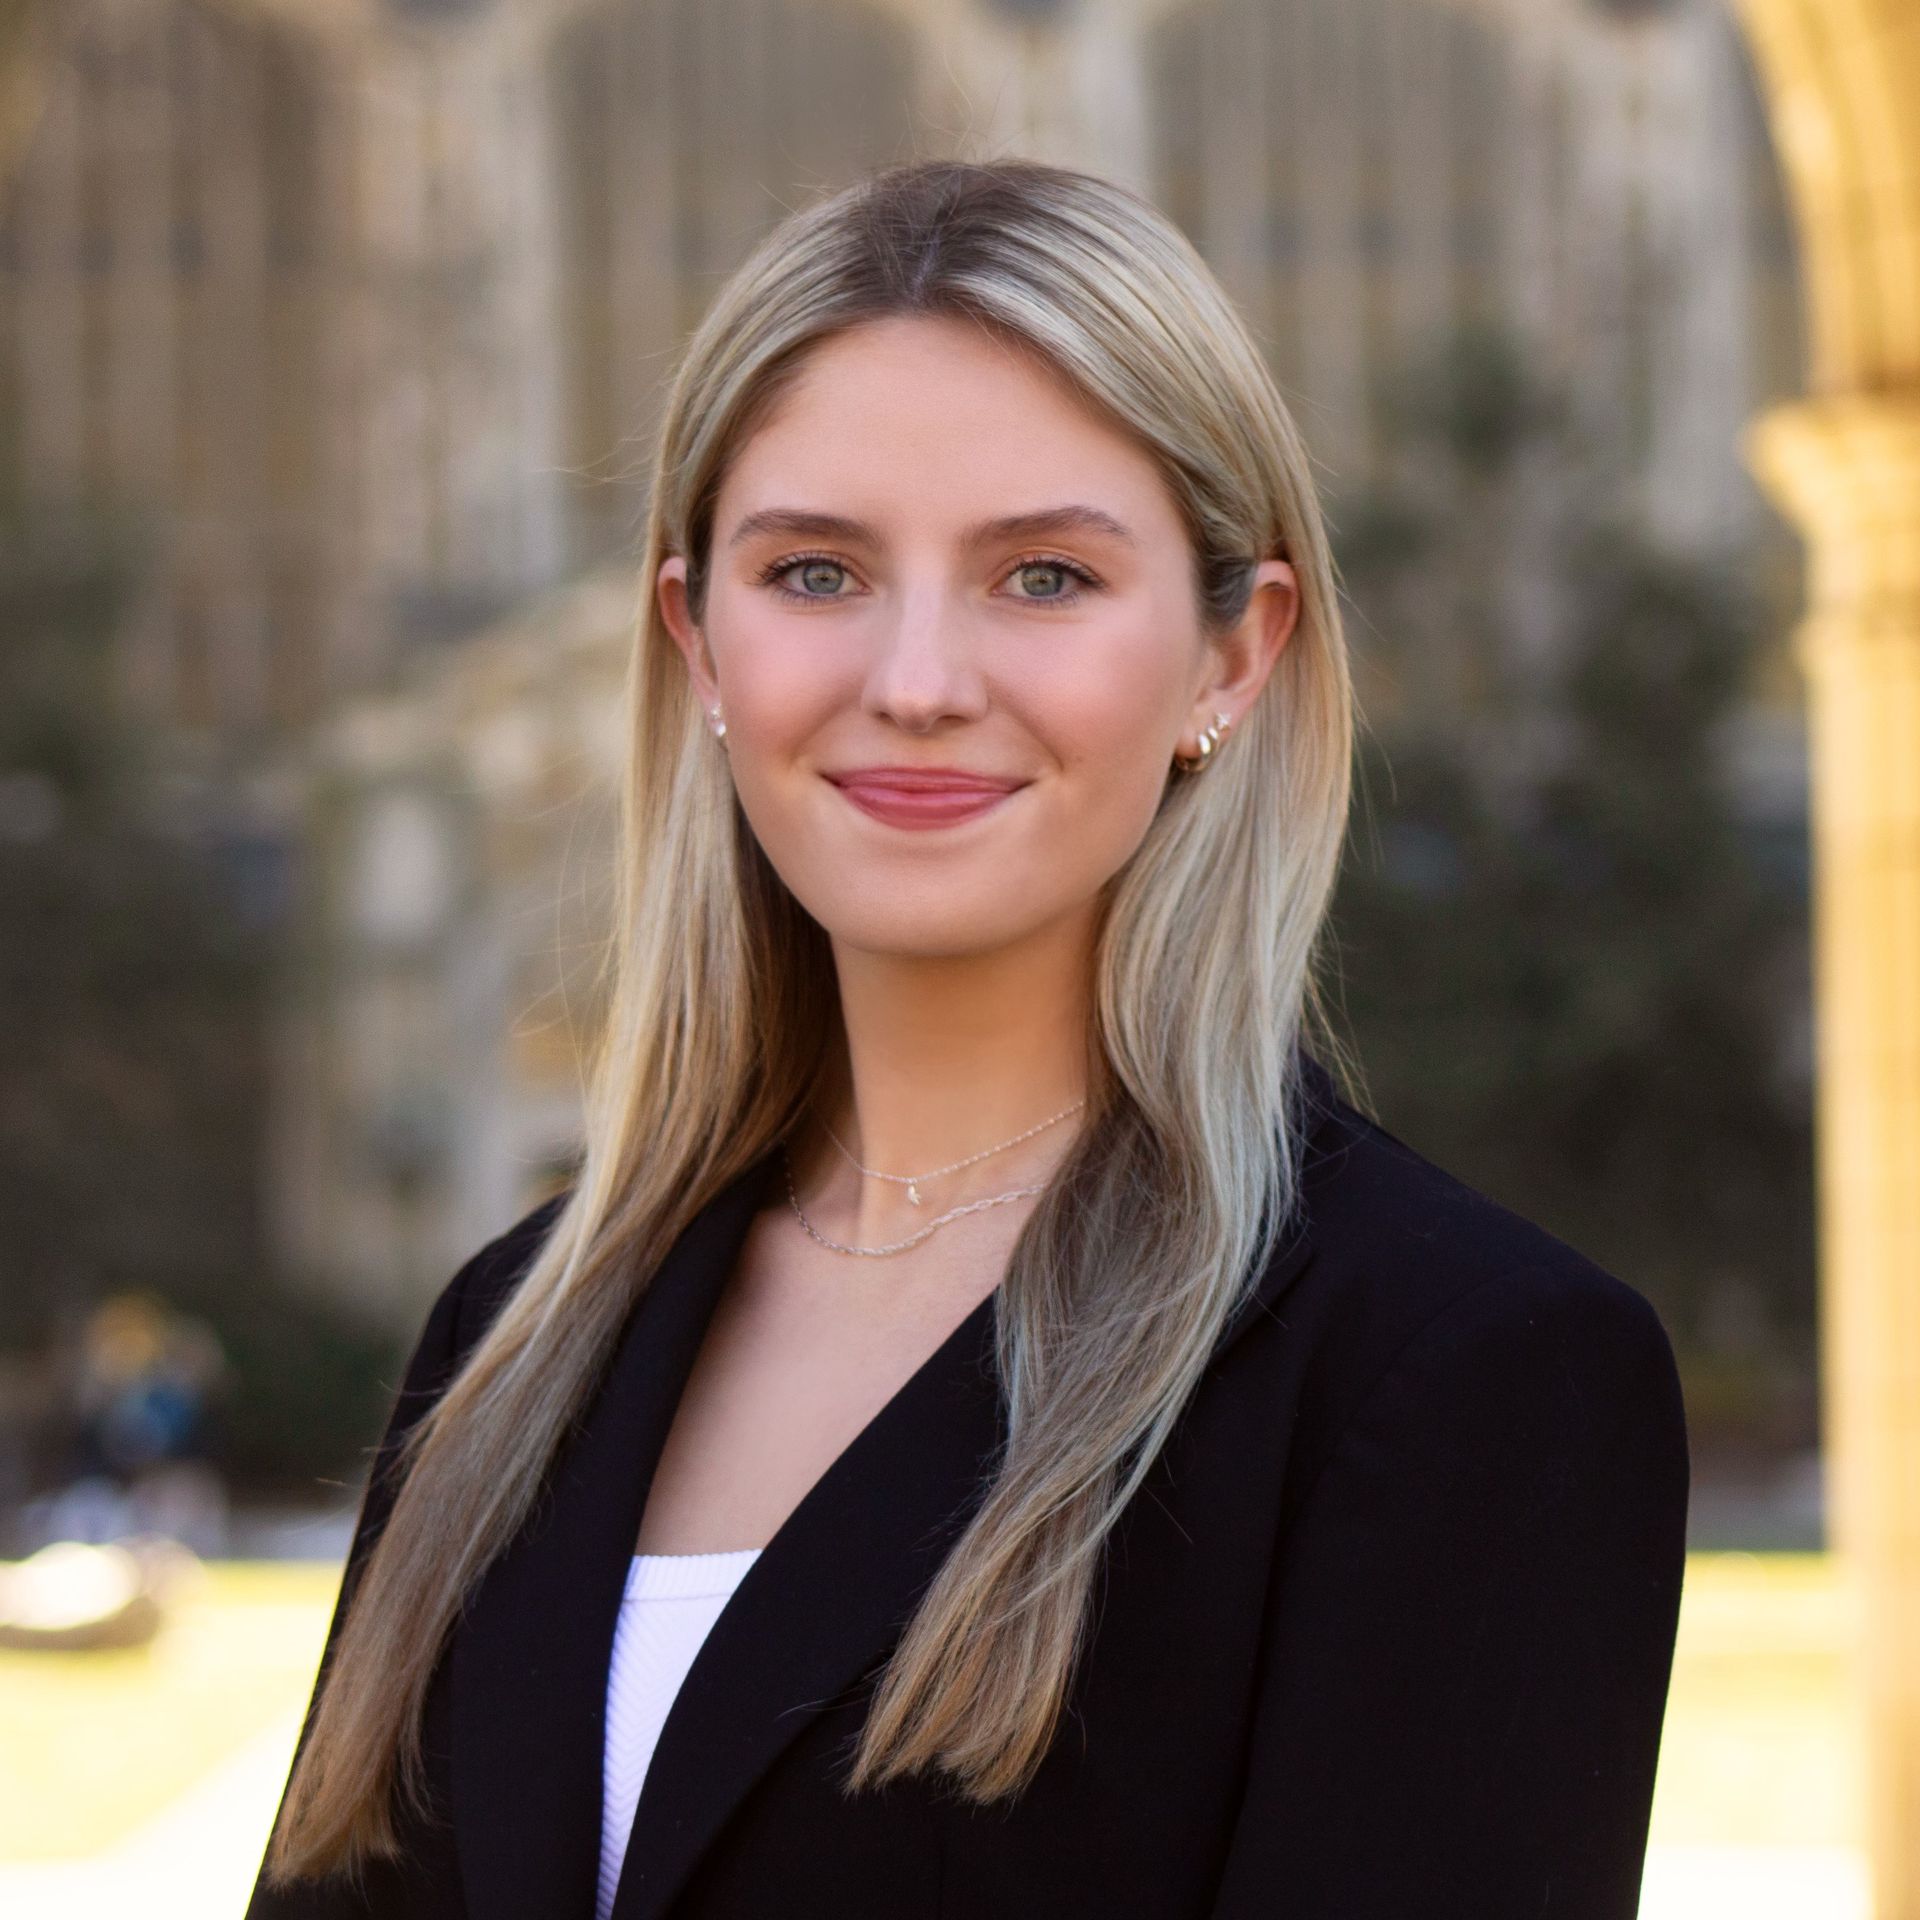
[452,1052,1340,1920]
[609,1236,1008,1920]
[451,1148,783,1920]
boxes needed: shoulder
[430,1188,573,1361]
[1279,1065,1684,1479]
[338,1189,575,1543]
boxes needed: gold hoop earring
[1173,709,1233,775]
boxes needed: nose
[861,583,990,732]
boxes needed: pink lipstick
[825,766,1026,830]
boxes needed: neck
[794,911,1095,1245]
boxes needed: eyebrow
[725,504,1139,552]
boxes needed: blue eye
[751,550,1104,609]
[1004,556,1099,604]
[756,553,853,603]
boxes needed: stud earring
[1173,709,1233,774]
[709,705,727,742]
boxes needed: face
[657,313,1298,962]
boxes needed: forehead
[716,314,1186,546]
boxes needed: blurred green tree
[1327,320,1817,1463]
[0,499,393,1503]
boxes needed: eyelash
[752,549,1103,609]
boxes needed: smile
[825,776,1023,829]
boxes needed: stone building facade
[0,0,1805,1315]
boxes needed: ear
[657,555,721,710]
[1178,558,1301,753]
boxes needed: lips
[825,767,1027,829]
[825,766,1025,794]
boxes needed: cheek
[715,607,849,744]
[1028,622,1190,772]
[1006,643,1189,868]
[706,606,849,877]
[1048,662,1177,757]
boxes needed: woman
[248,158,1689,1920]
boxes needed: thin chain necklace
[787,1096,1086,1258]
[784,1150,1046,1257]
[822,1097,1085,1206]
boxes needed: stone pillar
[1745,393,1920,1920]
[1731,1,1920,1912]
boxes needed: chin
[819,901,1040,962]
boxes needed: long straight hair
[261,156,1357,1888]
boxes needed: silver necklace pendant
[820,1096,1088,1205]
[784,1145,1045,1257]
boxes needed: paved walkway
[0,1707,297,1918]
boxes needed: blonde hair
[262,155,1356,1887]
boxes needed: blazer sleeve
[1208,1264,1691,1920]
[246,1208,557,1916]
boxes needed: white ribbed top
[596,1548,762,1920]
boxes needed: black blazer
[246,1053,1689,1919]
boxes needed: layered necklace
[783,1096,1086,1257]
